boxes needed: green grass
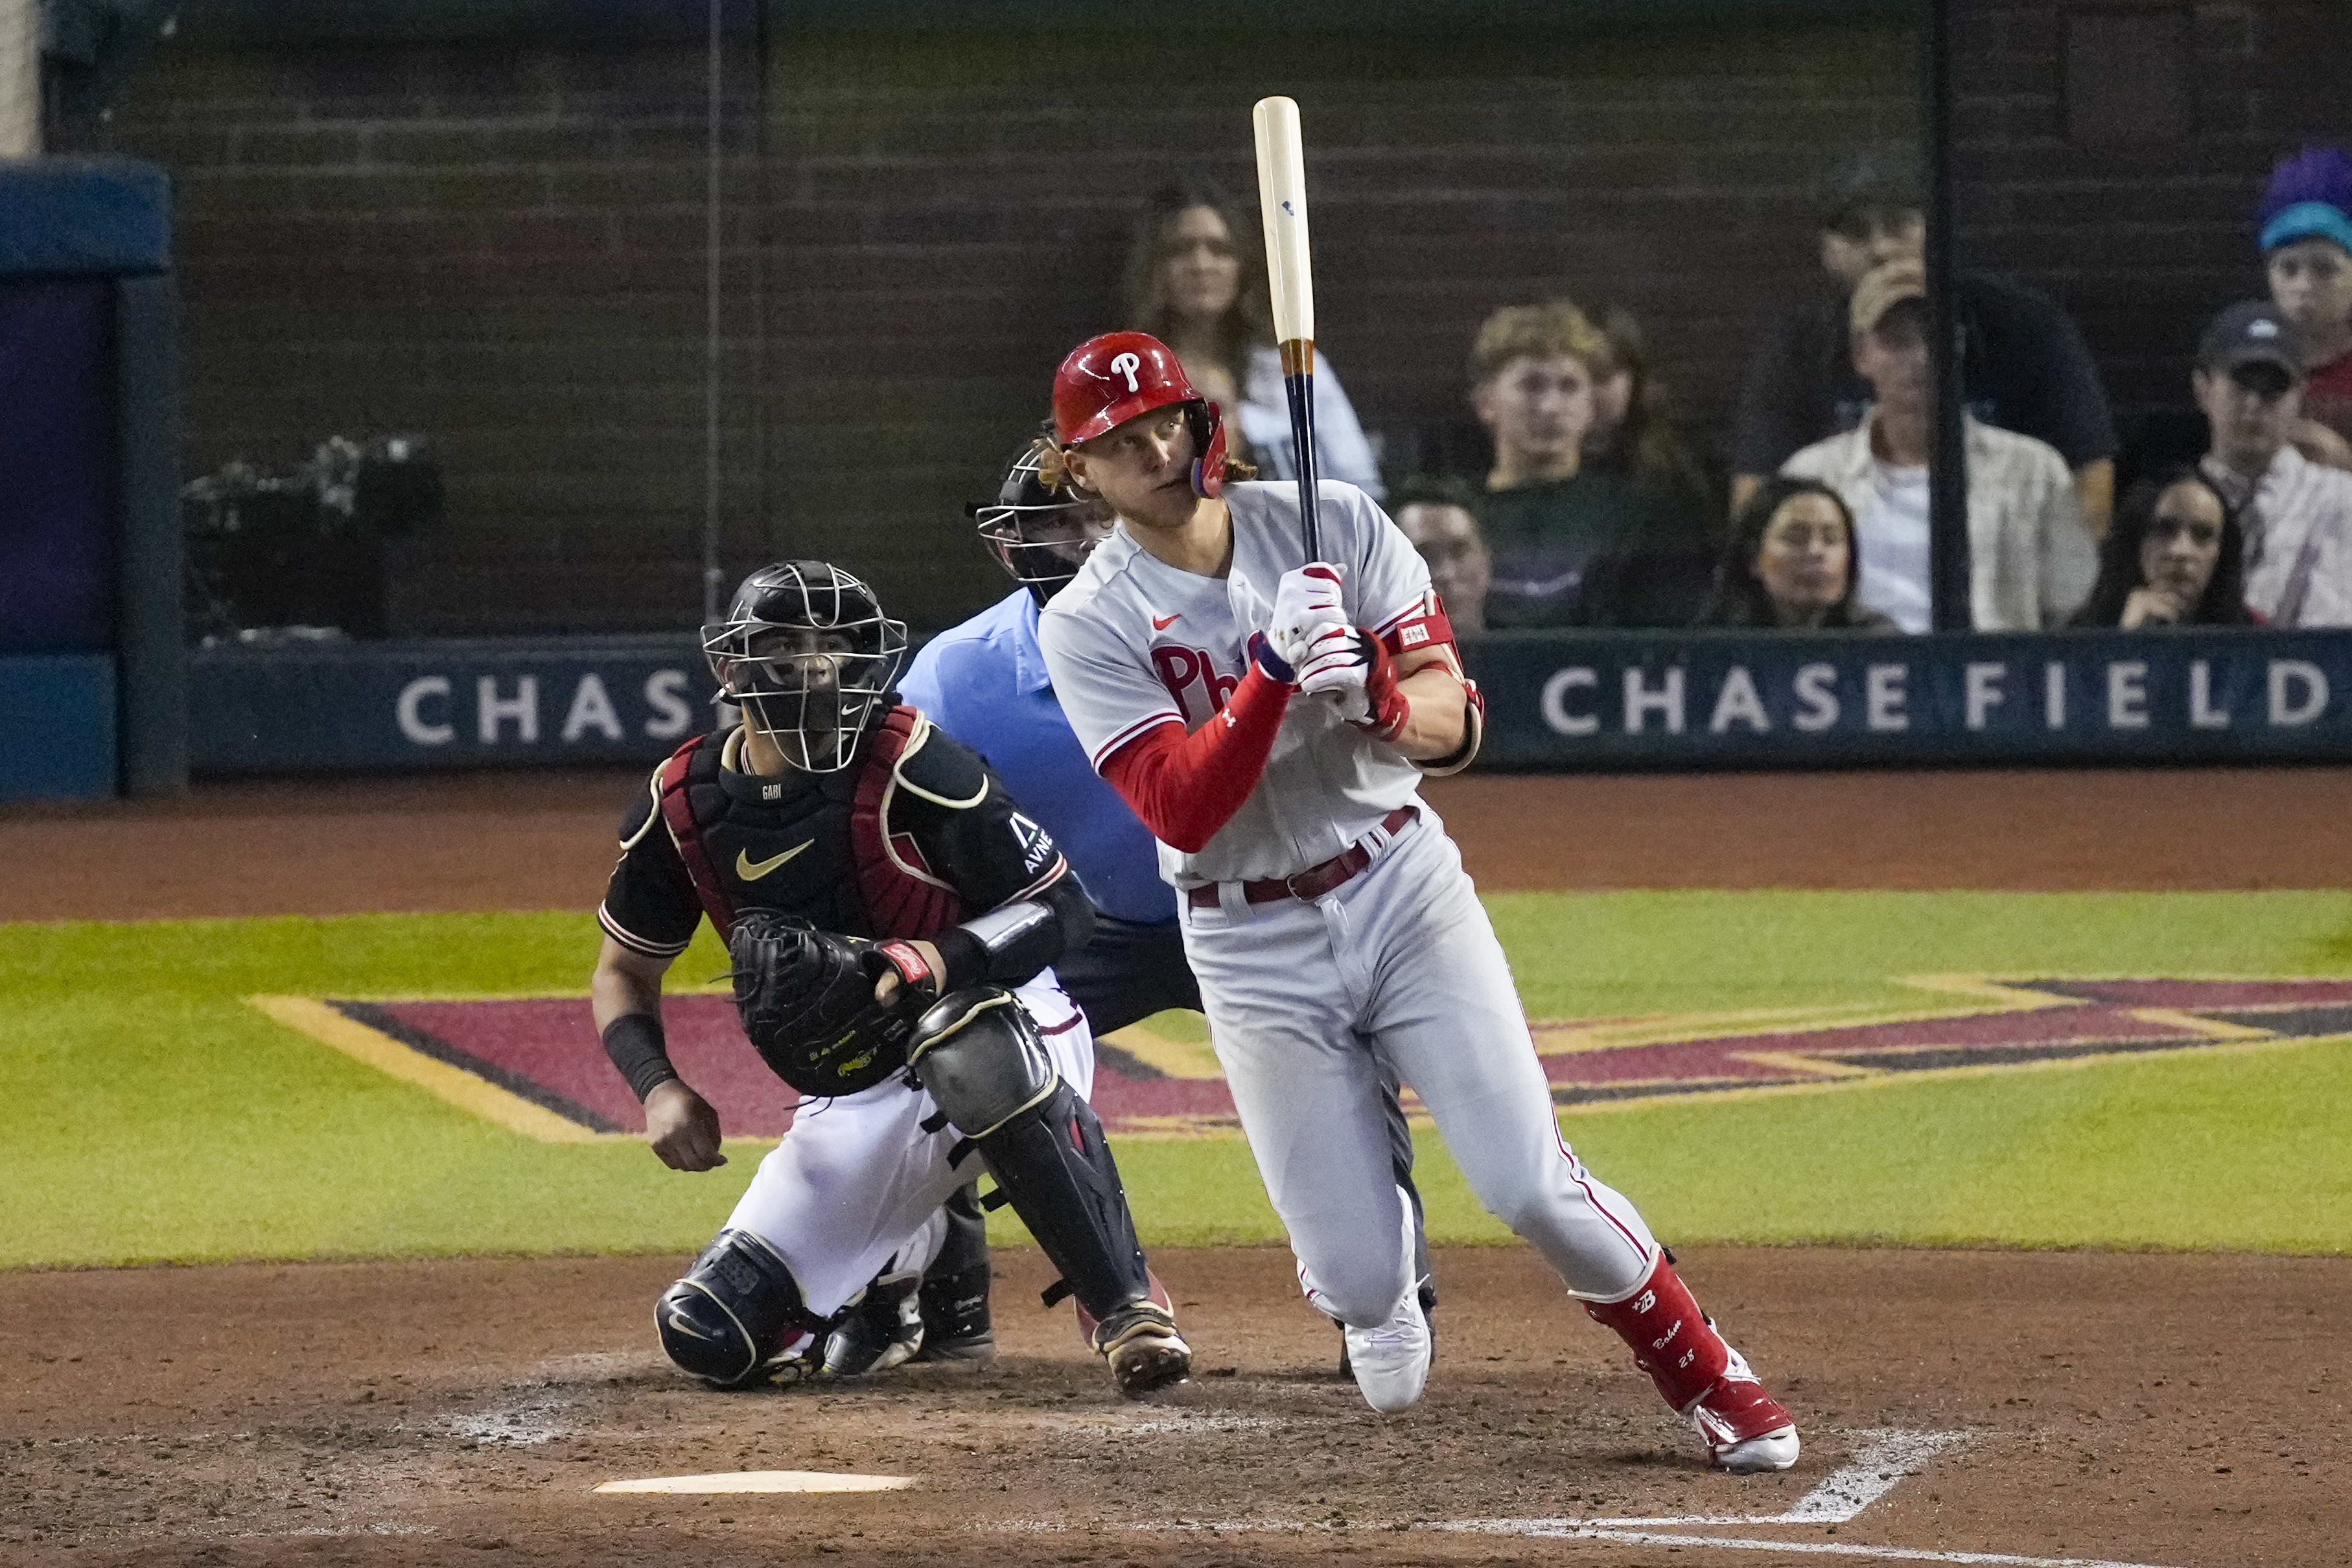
[4,892,2350,1269]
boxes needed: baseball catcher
[588,559,1190,1398]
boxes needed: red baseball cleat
[1585,1256,1800,1473]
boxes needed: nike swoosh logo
[736,840,814,881]
[1151,612,1180,630]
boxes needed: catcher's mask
[702,560,907,773]
[966,435,1119,605]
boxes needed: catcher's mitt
[727,910,916,1097]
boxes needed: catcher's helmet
[968,430,1118,605]
[702,560,907,773]
[1051,331,1229,500]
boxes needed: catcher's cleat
[1689,1344,1800,1473]
[1091,1301,1192,1398]
[821,1276,925,1376]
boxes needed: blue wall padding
[0,279,115,654]
[0,158,171,277]
[0,654,118,800]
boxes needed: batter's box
[248,974,2352,1142]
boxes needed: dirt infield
[8,763,2352,921]
[5,1245,2341,1567]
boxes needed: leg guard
[913,1182,996,1362]
[908,989,1153,1322]
[655,1229,828,1389]
[1584,1254,1798,1471]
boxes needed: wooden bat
[1252,95,1322,563]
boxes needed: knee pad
[655,1229,826,1388]
[907,987,1058,1138]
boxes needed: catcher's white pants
[722,974,1093,1319]
[1180,809,1657,1329]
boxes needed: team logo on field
[255,975,2352,1141]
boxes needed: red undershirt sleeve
[1097,663,1292,853]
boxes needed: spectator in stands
[1469,300,1713,628]
[2257,145,2352,465]
[1730,149,2117,535]
[1386,474,1492,632]
[1582,303,1717,526]
[1780,260,2097,632]
[2069,467,2253,630]
[1697,476,1894,630]
[1119,178,1380,495]
[2191,301,2352,627]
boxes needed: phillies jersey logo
[1150,644,1240,727]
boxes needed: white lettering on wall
[1707,666,1770,734]
[2044,661,2067,729]
[1541,667,1600,737]
[2106,661,2149,729]
[1964,662,2006,731]
[2269,660,2329,726]
[1623,667,1685,735]
[561,673,625,743]
[2190,660,2229,730]
[1791,663,1839,732]
[644,669,695,739]
[1865,663,1909,732]
[477,676,539,744]
[395,676,454,746]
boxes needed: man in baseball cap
[2192,299,2352,625]
[1776,258,2095,631]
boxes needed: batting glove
[1295,629,1373,721]
[1268,563,1352,671]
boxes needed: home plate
[595,1470,914,1494]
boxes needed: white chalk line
[1563,1425,1977,1527]
[1460,1526,2205,1568]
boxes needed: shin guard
[1582,1255,1730,1412]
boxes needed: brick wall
[1954,1,2351,452]
[86,6,2347,636]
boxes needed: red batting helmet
[1051,331,1230,499]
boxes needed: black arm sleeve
[601,1013,679,1102]
[891,726,1089,989]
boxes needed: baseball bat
[1252,95,1322,564]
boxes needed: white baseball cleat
[1690,1346,1800,1473]
[1343,1289,1431,1414]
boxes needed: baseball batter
[893,435,1439,1370]
[589,559,1189,1398]
[1034,333,1799,1470]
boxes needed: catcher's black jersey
[597,716,1065,958]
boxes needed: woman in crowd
[1697,476,1894,630]
[2068,467,2255,629]
[1583,303,1717,526]
[1118,178,1382,494]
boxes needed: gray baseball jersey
[1038,480,1438,885]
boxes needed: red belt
[1187,807,1417,908]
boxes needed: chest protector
[657,708,964,943]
